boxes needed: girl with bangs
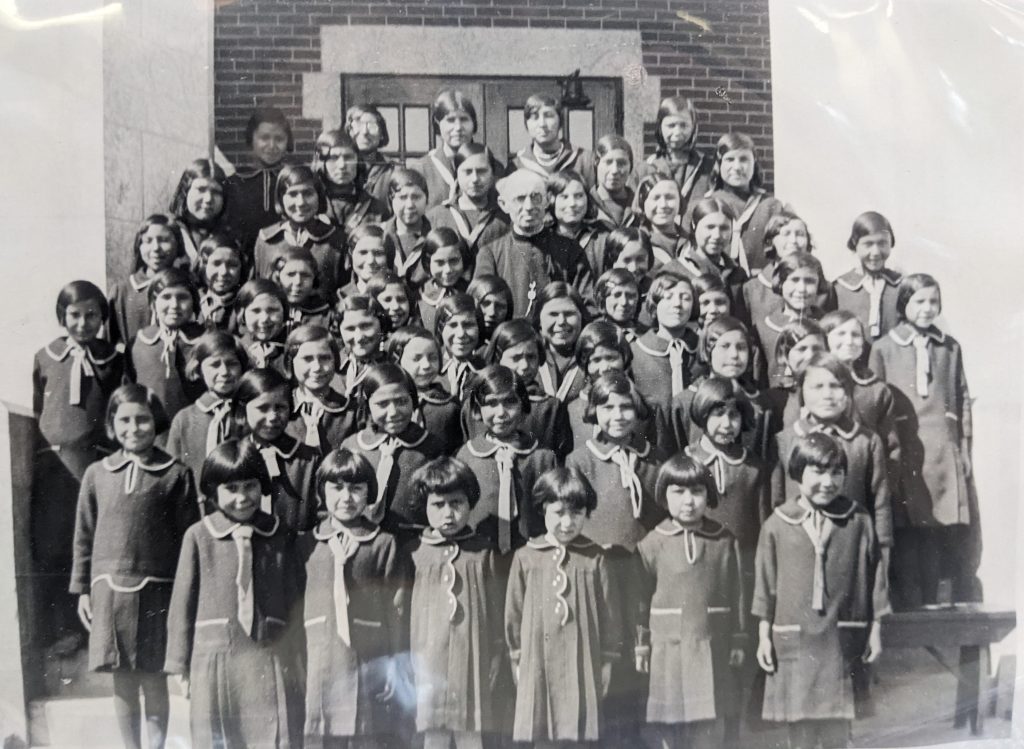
[636,96,713,221]
[169,158,230,263]
[312,128,387,236]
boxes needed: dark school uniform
[636,148,714,225]
[341,424,445,536]
[565,434,666,553]
[654,377,770,459]
[832,268,902,341]
[742,266,778,336]
[198,288,240,334]
[751,308,823,388]
[850,366,901,469]
[752,496,889,723]
[248,433,321,533]
[575,223,612,280]
[630,327,701,416]
[322,180,387,237]
[676,246,751,325]
[425,194,511,257]
[407,528,505,734]
[165,510,304,749]
[238,333,289,378]
[70,449,198,671]
[869,324,976,604]
[537,346,586,406]
[512,143,596,187]
[414,381,464,454]
[475,227,594,317]
[705,187,786,274]
[166,391,238,487]
[356,151,396,214]
[253,216,346,299]
[297,518,404,742]
[381,216,431,286]
[455,433,558,551]
[222,162,287,252]
[770,416,893,550]
[286,386,358,456]
[31,337,123,570]
[417,279,467,337]
[589,185,640,232]
[335,350,386,400]
[108,271,155,348]
[458,385,571,459]
[440,354,483,402]
[408,146,506,211]
[126,323,205,424]
[636,517,744,726]
[505,535,623,743]
[284,294,331,336]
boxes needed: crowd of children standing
[31,88,979,749]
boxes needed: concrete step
[29,695,190,747]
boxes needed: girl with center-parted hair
[832,211,903,342]
[272,245,332,335]
[232,367,320,533]
[169,158,230,263]
[426,141,511,255]
[455,365,558,552]
[72,384,198,749]
[235,278,290,376]
[346,103,396,211]
[636,96,713,221]
[332,293,390,398]
[340,362,445,539]
[548,168,608,275]
[436,292,485,401]
[590,134,639,231]
[193,233,246,334]
[741,210,814,330]
[417,228,473,334]
[389,325,464,452]
[466,273,514,349]
[678,196,750,322]
[312,128,387,236]
[381,167,433,284]
[222,106,295,251]
[408,88,505,210]
[595,267,645,343]
[635,173,686,265]
[565,320,635,447]
[511,92,597,186]
[705,132,787,273]
[634,454,745,749]
[252,164,346,298]
[165,438,305,749]
[532,281,589,405]
[296,447,406,748]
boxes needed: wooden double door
[342,74,622,165]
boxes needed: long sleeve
[595,553,624,661]
[956,346,972,445]
[634,540,657,647]
[728,537,747,640]
[751,522,777,622]
[164,529,201,674]
[69,468,99,594]
[570,251,596,312]
[504,552,527,668]
[174,469,201,536]
[768,435,786,508]
[31,354,44,419]
[866,433,893,547]
[474,245,498,279]
[484,549,507,654]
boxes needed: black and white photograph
[1,0,1021,747]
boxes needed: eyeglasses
[351,117,381,134]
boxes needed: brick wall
[215,0,773,186]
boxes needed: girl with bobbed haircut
[795,352,855,409]
[895,273,941,320]
[602,227,654,279]
[594,268,643,334]
[688,375,757,434]
[358,361,421,413]
[546,168,597,220]
[420,226,473,274]
[104,383,170,443]
[770,252,828,299]
[847,210,895,251]
[654,453,720,511]
[231,367,292,435]
[688,196,737,235]
[314,447,378,512]
[244,107,294,153]
[582,370,650,425]
[530,466,598,516]
[169,159,229,261]
[467,274,514,344]
[272,164,326,217]
[465,364,532,418]
[773,318,826,373]
[409,91,485,210]
[198,438,273,506]
[129,214,186,274]
[710,133,764,191]
[654,96,699,155]
[56,280,109,325]
[345,104,391,150]
[529,281,590,332]
[194,233,248,298]
[433,291,482,345]
[335,291,393,340]
[170,160,228,222]
[786,431,848,482]
[284,323,342,372]
[183,330,247,384]
[407,455,482,515]
[484,318,547,369]
[431,88,479,135]
[575,318,633,375]
[344,103,395,211]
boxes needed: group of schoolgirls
[28,87,978,749]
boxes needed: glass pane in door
[568,109,594,151]
[507,108,529,158]
[404,106,431,155]
[377,106,400,155]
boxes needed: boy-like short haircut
[787,432,848,482]
[200,438,273,504]
[531,466,598,516]
[316,447,378,508]
[409,456,482,513]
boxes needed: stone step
[29,695,190,747]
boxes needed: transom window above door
[341,75,622,165]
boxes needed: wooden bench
[881,604,1016,735]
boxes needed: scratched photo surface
[2,0,1022,747]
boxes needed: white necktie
[327,531,358,645]
[67,343,94,406]
[667,339,687,396]
[298,397,326,450]
[863,275,885,338]
[912,334,931,397]
[231,524,255,636]
[609,446,644,519]
[205,400,232,456]
[494,445,517,553]
[158,327,180,377]
[799,504,833,612]
[368,438,399,524]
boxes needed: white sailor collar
[135,324,204,346]
[103,448,177,474]
[834,267,902,292]
[793,415,862,442]
[45,337,119,366]
[356,425,428,451]
[312,518,381,543]
[196,391,232,413]
[203,510,280,538]
[420,526,475,546]
[418,382,456,405]
[654,517,725,538]
[585,435,651,461]
[292,387,349,414]
[773,496,855,523]
[888,323,945,346]
[259,215,336,242]
[466,433,538,457]
[129,271,155,292]
[634,329,698,357]
[686,440,748,466]
[249,433,300,460]
[527,534,596,551]
[763,309,800,334]
[850,368,879,386]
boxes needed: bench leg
[955,645,990,735]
